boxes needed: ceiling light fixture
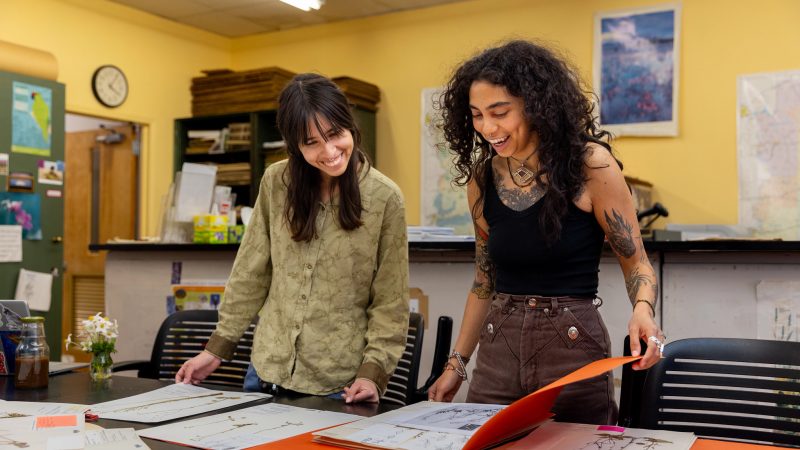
[279,0,323,12]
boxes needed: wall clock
[92,65,128,108]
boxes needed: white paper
[138,403,360,450]
[85,428,151,450]
[174,163,217,222]
[314,401,503,450]
[509,421,696,450]
[89,383,270,423]
[0,401,88,417]
[756,280,800,341]
[0,226,22,262]
[0,413,85,450]
[14,268,53,311]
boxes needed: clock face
[92,65,128,108]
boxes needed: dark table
[1,372,396,449]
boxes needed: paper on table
[14,268,53,311]
[174,162,217,222]
[0,401,88,417]
[89,383,270,423]
[0,225,22,262]
[138,403,360,450]
[0,413,85,450]
[85,428,151,450]
[313,401,504,450]
[509,421,696,449]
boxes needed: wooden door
[63,124,137,361]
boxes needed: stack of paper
[509,422,696,449]
[407,226,474,242]
[312,401,504,450]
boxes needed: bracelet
[634,299,656,317]
[448,351,469,382]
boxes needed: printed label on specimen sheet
[89,383,270,423]
[85,428,151,450]
[0,413,85,450]
[138,403,360,450]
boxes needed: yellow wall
[3,0,800,233]
[0,0,231,234]
[233,0,800,228]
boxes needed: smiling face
[469,80,538,160]
[299,115,354,184]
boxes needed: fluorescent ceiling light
[279,0,322,11]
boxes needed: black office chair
[413,315,453,403]
[382,312,424,406]
[622,337,800,448]
[381,314,454,406]
[618,335,649,428]
[113,309,256,388]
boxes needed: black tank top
[484,166,605,297]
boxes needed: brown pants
[466,293,618,425]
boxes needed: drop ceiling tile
[179,11,269,37]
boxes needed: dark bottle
[14,316,49,389]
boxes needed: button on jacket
[206,159,410,395]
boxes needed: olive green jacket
[206,159,409,395]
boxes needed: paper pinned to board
[14,268,53,311]
[0,225,22,262]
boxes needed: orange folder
[462,356,640,450]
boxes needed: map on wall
[420,88,473,236]
[737,70,800,239]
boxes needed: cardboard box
[193,215,229,244]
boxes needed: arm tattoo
[625,266,658,306]
[604,208,637,258]
[471,223,494,299]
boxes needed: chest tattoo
[493,169,544,211]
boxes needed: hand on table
[343,378,379,404]
[427,367,463,402]
[175,351,221,385]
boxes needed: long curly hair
[276,73,368,242]
[440,40,618,244]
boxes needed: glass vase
[90,350,113,381]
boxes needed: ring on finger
[648,335,666,356]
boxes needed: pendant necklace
[507,150,537,187]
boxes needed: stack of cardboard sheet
[333,76,381,111]
[191,67,296,116]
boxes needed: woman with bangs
[427,41,665,424]
[177,73,410,404]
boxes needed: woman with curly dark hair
[428,41,664,424]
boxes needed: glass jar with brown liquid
[14,316,49,389]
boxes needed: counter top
[90,239,800,253]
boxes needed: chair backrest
[637,337,800,447]
[413,315,453,404]
[382,312,424,406]
[142,309,256,387]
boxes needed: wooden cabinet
[174,107,376,208]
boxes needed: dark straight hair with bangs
[276,73,369,242]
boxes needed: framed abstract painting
[594,4,681,136]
